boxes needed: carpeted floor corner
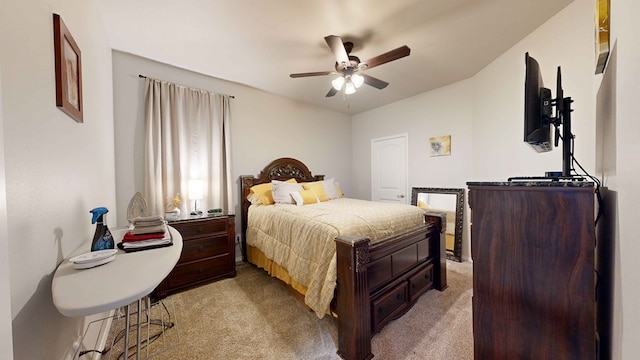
[103,260,472,360]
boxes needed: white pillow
[271,180,303,204]
[290,190,319,206]
[323,178,342,200]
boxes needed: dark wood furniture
[467,181,599,360]
[154,215,236,299]
[240,158,447,360]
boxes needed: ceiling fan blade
[290,71,334,78]
[325,87,338,97]
[362,45,411,70]
[324,35,350,65]
[362,74,389,89]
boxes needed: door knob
[397,194,405,199]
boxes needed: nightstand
[154,214,235,299]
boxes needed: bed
[240,158,447,360]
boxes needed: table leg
[124,304,131,359]
[136,298,142,360]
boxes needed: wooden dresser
[154,215,236,299]
[467,181,599,360]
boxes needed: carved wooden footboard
[335,214,447,359]
[240,158,447,360]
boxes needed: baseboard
[75,310,115,360]
[91,310,114,360]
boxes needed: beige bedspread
[246,198,426,317]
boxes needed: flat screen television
[522,52,573,178]
[524,53,553,152]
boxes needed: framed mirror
[411,187,464,262]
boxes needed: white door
[371,134,408,203]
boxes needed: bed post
[335,234,373,360]
[424,212,448,291]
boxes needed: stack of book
[118,215,173,252]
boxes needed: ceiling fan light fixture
[331,76,345,91]
[345,81,356,95]
[352,73,364,88]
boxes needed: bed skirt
[247,244,310,298]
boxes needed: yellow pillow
[249,178,297,205]
[250,183,273,204]
[302,181,329,202]
[291,189,319,205]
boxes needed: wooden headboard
[239,157,324,261]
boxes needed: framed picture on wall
[595,0,610,74]
[429,135,451,157]
[53,13,83,123]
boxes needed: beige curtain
[143,78,232,216]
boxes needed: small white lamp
[188,179,204,215]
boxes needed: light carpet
[103,260,473,360]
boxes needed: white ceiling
[97,0,573,115]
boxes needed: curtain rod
[138,74,235,99]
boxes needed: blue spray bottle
[90,207,114,251]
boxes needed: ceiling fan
[290,35,411,97]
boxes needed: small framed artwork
[53,14,83,123]
[429,135,451,157]
[595,0,610,74]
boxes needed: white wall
[609,0,640,358]
[352,76,474,259]
[0,0,115,358]
[0,63,14,360]
[472,0,594,181]
[111,51,353,232]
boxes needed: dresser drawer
[165,256,234,290]
[408,263,433,302]
[371,282,408,333]
[179,234,230,263]
[172,218,228,239]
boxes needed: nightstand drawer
[172,218,228,239]
[179,234,230,263]
[154,215,236,299]
[165,256,233,290]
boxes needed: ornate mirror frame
[411,187,465,262]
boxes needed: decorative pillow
[335,181,344,198]
[249,178,297,205]
[322,178,342,200]
[247,192,262,205]
[272,180,304,204]
[291,189,319,206]
[302,181,329,202]
[249,182,274,205]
